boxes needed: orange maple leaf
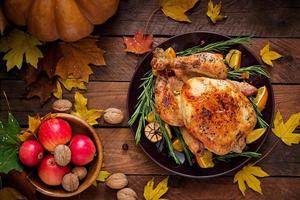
[55,38,106,83]
[123,32,153,54]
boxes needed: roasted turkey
[152,48,257,156]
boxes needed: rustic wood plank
[97,128,300,176]
[98,0,300,37]
[0,81,299,126]
[38,176,300,200]
[1,38,299,83]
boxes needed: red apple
[69,134,96,166]
[19,140,44,167]
[38,118,72,151]
[38,155,70,186]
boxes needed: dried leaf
[0,187,27,200]
[0,5,7,35]
[59,78,87,91]
[143,177,169,200]
[234,164,269,196]
[206,0,226,24]
[53,81,63,99]
[260,42,283,66]
[55,38,106,83]
[272,111,300,146]
[71,92,102,126]
[18,115,41,142]
[0,29,43,71]
[123,32,153,54]
[20,65,40,86]
[96,170,111,182]
[160,0,198,23]
[26,75,56,104]
[92,181,97,187]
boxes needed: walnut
[103,108,124,124]
[72,167,87,180]
[54,145,71,166]
[105,173,128,189]
[62,173,79,192]
[117,188,138,200]
[52,99,73,112]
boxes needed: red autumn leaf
[123,32,153,54]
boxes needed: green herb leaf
[176,36,251,56]
[227,65,270,80]
[0,113,23,173]
[173,127,193,166]
[248,96,269,128]
[215,151,261,162]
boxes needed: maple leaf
[18,115,41,142]
[96,170,111,182]
[55,38,106,83]
[0,29,43,71]
[272,111,300,146]
[160,0,198,23]
[59,78,87,91]
[123,32,153,54]
[260,42,283,66]
[206,0,227,24]
[53,81,63,99]
[143,177,169,200]
[234,164,269,196]
[71,92,103,126]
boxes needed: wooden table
[1,0,300,199]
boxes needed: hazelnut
[104,108,124,124]
[105,173,128,189]
[117,188,138,200]
[72,167,87,180]
[54,145,71,166]
[62,173,79,192]
[52,99,72,112]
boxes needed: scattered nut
[105,173,128,189]
[52,99,72,112]
[54,145,71,166]
[144,122,162,142]
[62,173,79,192]
[72,166,87,180]
[117,188,138,200]
[104,108,124,124]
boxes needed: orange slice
[165,47,176,59]
[196,150,215,168]
[254,86,268,111]
[246,128,267,144]
[225,49,242,70]
[172,138,183,152]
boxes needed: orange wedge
[254,86,268,111]
[172,138,183,152]
[225,49,242,70]
[165,47,176,59]
[246,128,267,144]
[196,150,215,168]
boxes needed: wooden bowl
[26,113,103,198]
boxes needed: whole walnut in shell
[117,188,138,200]
[103,108,124,124]
[62,173,79,192]
[72,167,87,180]
[54,144,71,166]
[52,99,73,112]
[105,173,128,189]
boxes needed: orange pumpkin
[4,0,119,42]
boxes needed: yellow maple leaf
[144,177,169,200]
[53,81,63,99]
[206,0,226,24]
[59,78,87,91]
[234,164,269,196]
[18,115,41,141]
[55,38,106,83]
[0,29,43,71]
[260,42,283,66]
[96,170,111,182]
[272,111,300,146]
[160,0,198,23]
[71,92,102,126]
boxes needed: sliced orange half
[246,128,267,144]
[254,86,268,111]
[225,49,242,70]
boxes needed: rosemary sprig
[215,151,262,162]
[227,65,270,79]
[248,96,269,128]
[128,71,180,164]
[176,36,251,56]
[173,127,193,166]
